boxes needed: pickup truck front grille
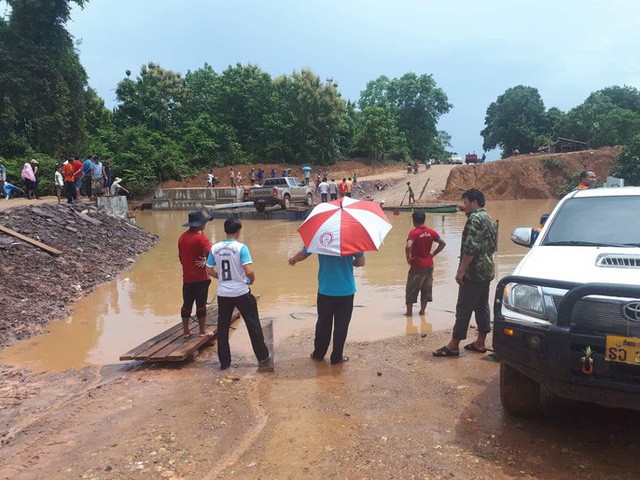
[554,297,640,337]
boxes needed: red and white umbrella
[298,197,393,256]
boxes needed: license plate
[605,335,640,366]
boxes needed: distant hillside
[440,146,621,200]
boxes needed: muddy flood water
[0,200,557,372]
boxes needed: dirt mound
[440,146,620,200]
[0,203,158,347]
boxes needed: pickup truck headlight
[503,283,558,323]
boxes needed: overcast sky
[62,0,640,160]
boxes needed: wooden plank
[0,224,63,257]
[145,322,202,360]
[135,322,200,360]
[162,327,218,362]
[120,302,220,360]
[151,307,240,361]
[119,323,184,360]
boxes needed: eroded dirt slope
[441,147,620,200]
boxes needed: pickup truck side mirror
[511,227,536,248]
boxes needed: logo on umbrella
[319,231,334,246]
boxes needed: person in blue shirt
[288,247,365,364]
[82,156,94,197]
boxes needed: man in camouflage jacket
[434,188,497,357]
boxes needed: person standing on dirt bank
[54,164,64,203]
[346,177,353,198]
[82,156,93,197]
[433,188,497,357]
[339,178,348,197]
[406,182,415,205]
[179,211,213,337]
[288,248,365,365]
[328,179,338,201]
[206,218,270,370]
[405,211,446,316]
[319,177,329,202]
[575,170,596,190]
[62,159,77,203]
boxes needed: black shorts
[181,280,211,318]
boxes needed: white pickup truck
[248,177,314,212]
[494,186,640,414]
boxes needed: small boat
[383,203,459,213]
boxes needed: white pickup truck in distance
[248,177,314,212]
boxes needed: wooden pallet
[120,304,239,362]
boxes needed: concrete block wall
[152,187,243,210]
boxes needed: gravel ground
[0,202,158,347]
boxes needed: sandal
[331,356,349,365]
[432,346,460,357]
[464,343,487,353]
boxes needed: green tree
[266,69,348,165]
[352,104,408,161]
[590,108,640,147]
[180,113,241,168]
[614,133,640,185]
[358,73,451,161]
[0,0,90,157]
[212,63,275,161]
[597,85,640,113]
[481,85,547,156]
[182,63,220,122]
[114,63,186,137]
[110,126,187,193]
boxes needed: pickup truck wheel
[281,195,290,210]
[306,193,313,206]
[500,362,542,415]
[254,203,266,212]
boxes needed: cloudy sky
[63,0,640,160]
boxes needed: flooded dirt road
[1,199,556,372]
[3,199,640,479]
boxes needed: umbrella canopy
[301,166,312,171]
[298,197,392,256]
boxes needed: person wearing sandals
[433,189,497,357]
[288,248,365,365]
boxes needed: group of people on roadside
[59,155,127,204]
[0,155,128,203]
[177,186,499,371]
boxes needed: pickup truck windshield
[542,196,640,247]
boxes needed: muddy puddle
[0,199,557,372]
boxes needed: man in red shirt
[338,178,348,197]
[405,211,446,316]
[178,211,213,336]
[73,156,84,198]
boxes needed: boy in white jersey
[206,218,270,370]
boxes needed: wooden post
[418,178,430,200]
[258,318,274,372]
